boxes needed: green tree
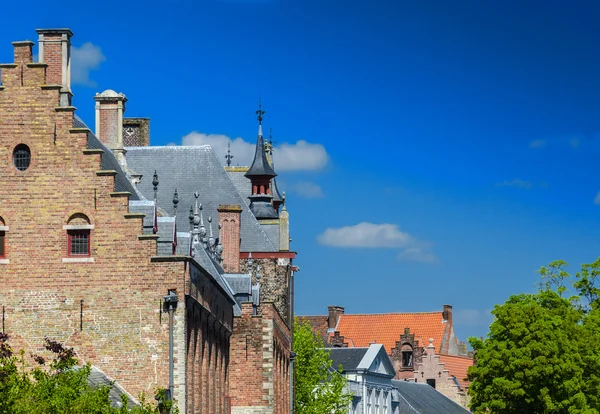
[294,319,353,414]
[468,258,600,414]
[0,335,176,414]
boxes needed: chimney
[327,305,344,331]
[442,304,453,326]
[12,41,34,64]
[123,118,151,147]
[279,193,289,251]
[36,29,73,106]
[218,204,242,273]
[94,90,128,166]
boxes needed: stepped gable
[438,354,473,391]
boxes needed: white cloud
[71,42,106,87]
[181,132,329,172]
[318,223,413,248]
[317,222,437,263]
[529,139,546,149]
[594,191,600,205]
[289,181,324,198]
[398,248,438,263]
[495,178,533,189]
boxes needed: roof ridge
[340,311,443,316]
[438,353,474,360]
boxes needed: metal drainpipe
[289,265,296,414]
[164,290,178,413]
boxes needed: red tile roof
[438,354,473,390]
[334,312,447,352]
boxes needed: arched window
[64,214,93,259]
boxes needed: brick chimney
[218,204,242,273]
[36,29,73,106]
[327,305,344,331]
[442,304,453,326]
[12,41,34,64]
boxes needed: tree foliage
[468,258,600,414]
[0,335,176,414]
[294,319,353,414]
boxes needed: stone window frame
[62,213,94,263]
[401,344,413,369]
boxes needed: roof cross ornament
[256,99,265,125]
[225,142,234,167]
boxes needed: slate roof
[438,354,473,391]
[86,366,138,408]
[245,131,276,178]
[391,381,470,414]
[335,312,447,352]
[227,169,251,206]
[74,115,140,200]
[329,347,369,371]
[124,145,277,252]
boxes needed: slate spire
[245,101,276,179]
[245,102,278,219]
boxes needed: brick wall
[0,35,233,413]
[229,303,291,414]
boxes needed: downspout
[164,290,179,413]
[362,371,367,414]
[289,265,296,414]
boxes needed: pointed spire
[246,101,276,179]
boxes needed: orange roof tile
[334,312,447,352]
[438,354,473,391]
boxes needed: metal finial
[256,99,265,125]
[208,216,215,247]
[225,142,234,167]
[153,170,159,200]
[173,189,179,214]
[188,205,194,225]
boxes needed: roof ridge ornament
[225,142,234,167]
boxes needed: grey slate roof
[86,366,138,408]
[391,381,470,414]
[124,145,276,252]
[329,347,369,371]
[227,170,252,206]
[74,116,140,200]
[224,274,252,295]
[245,132,276,178]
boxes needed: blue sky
[2,0,600,341]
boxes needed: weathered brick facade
[0,30,234,413]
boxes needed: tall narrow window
[402,350,413,368]
[68,230,90,256]
[0,231,5,258]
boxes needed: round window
[13,144,31,171]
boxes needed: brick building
[0,28,295,413]
[300,305,473,409]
